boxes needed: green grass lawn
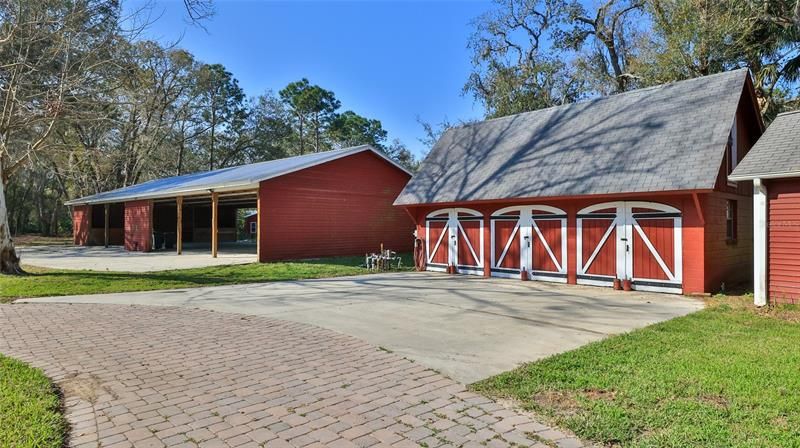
[472,299,800,448]
[1,254,412,302]
[0,355,67,448]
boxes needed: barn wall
[124,200,153,252]
[702,191,754,293]
[703,100,757,293]
[407,193,713,294]
[72,205,91,246]
[258,151,413,262]
[767,178,800,304]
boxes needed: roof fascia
[394,188,714,208]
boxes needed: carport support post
[103,204,109,248]
[753,178,768,306]
[176,196,183,255]
[256,188,262,261]
[211,192,219,258]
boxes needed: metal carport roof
[66,145,409,206]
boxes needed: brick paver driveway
[0,304,583,448]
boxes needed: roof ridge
[453,68,749,130]
[776,109,800,117]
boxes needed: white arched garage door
[577,201,683,293]
[490,205,567,282]
[425,208,484,275]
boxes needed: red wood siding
[72,205,91,246]
[582,218,616,277]
[406,193,715,294]
[457,220,481,267]
[533,220,562,272]
[259,151,413,261]
[768,179,800,304]
[427,222,448,265]
[633,219,674,281]
[493,221,520,269]
[124,200,153,252]
[703,192,753,292]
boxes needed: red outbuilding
[67,146,413,261]
[730,110,800,305]
[395,69,763,295]
[243,212,258,239]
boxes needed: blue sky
[124,0,494,157]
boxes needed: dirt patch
[59,373,116,404]
[704,295,800,323]
[697,394,729,409]
[532,390,582,416]
[757,306,800,323]
[582,388,617,401]
[14,234,72,247]
[771,415,789,430]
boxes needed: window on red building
[726,200,738,242]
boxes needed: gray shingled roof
[66,145,409,205]
[395,69,750,206]
[729,110,800,180]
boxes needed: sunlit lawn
[0,355,67,448]
[1,254,412,302]
[472,298,800,447]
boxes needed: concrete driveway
[20,244,256,272]
[24,272,703,383]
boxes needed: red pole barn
[66,146,414,261]
[395,69,764,295]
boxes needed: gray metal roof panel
[67,145,406,205]
[730,110,800,180]
[395,69,749,206]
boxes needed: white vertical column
[753,178,768,307]
[520,213,532,274]
[448,210,458,268]
[616,203,629,280]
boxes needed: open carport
[66,146,413,262]
[24,272,703,383]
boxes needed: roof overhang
[64,182,259,206]
[728,171,800,182]
[394,188,714,208]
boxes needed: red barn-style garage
[67,145,413,262]
[730,111,800,305]
[396,70,763,295]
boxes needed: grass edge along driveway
[0,354,67,448]
[471,297,800,448]
[1,254,412,302]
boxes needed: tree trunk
[49,200,61,236]
[298,115,305,155]
[210,110,216,171]
[177,136,185,176]
[0,163,23,275]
